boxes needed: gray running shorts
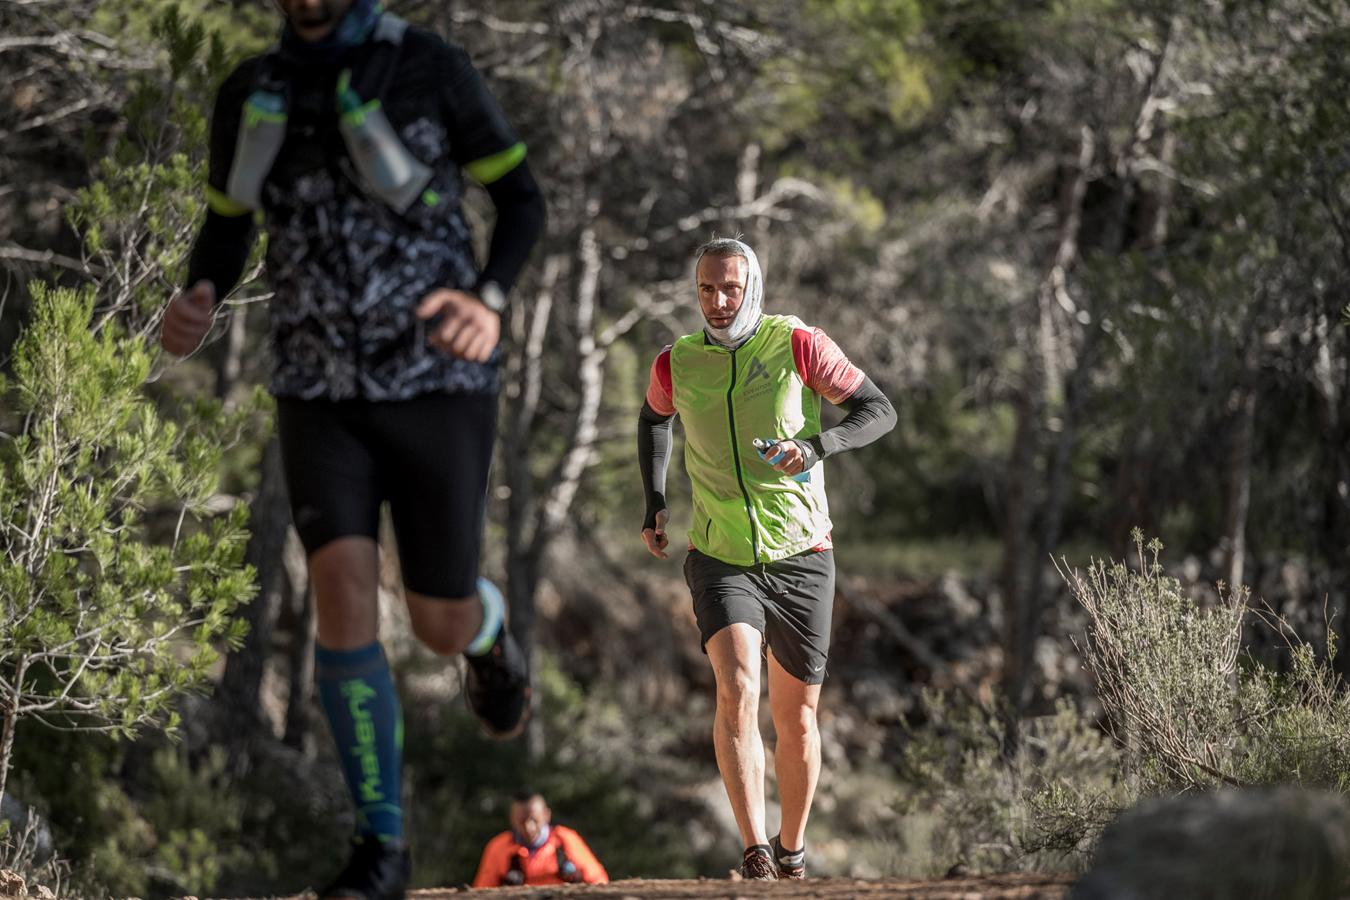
[682,548,835,684]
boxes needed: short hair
[512,788,543,805]
[695,236,749,264]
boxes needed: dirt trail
[396,873,1073,899]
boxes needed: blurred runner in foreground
[161,0,545,896]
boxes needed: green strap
[464,142,527,185]
[205,185,250,217]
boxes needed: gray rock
[1073,788,1350,900]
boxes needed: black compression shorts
[683,548,836,684]
[275,392,496,599]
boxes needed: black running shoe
[464,625,531,739]
[772,834,806,880]
[739,846,778,881]
[321,836,411,900]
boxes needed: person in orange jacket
[472,791,609,887]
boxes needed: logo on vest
[741,357,775,400]
[743,357,770,386]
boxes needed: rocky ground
[0,869,1077,899]
[402,874,1074,899]
[0,871,1076,899]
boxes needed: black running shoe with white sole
[464,625,531,739]
[321,836,411,900]
[772,834,806,879]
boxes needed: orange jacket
[472,825,609,887]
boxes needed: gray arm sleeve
[638,401,675,530]
[801,375,896,466]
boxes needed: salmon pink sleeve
[645,345,675,416]
[792,327,864,404]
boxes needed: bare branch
[628,177,832,250]
[450,8,550,35]
[0,242,100,277]
[0,31,154,69]
[0,96,95,140]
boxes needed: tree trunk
[1001,125,1094,719]
[1000,387,1041,720]
[282,527,314,752]
[1316,317,1350,677]
[501,259,562,762]
[1221,380,1256,592]
[1137,129,1177,250]
[0,658,25,808]
[215,437,290,740]
[502,258,561,653]
[213,303,248,405]
[501,213,604,653]
[1327,421,1350,677]
[1001,19,1174,720]
[506,544,545,759]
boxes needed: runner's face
[697,254,748,331]
[278,0,354,41]
[510,797,551,845]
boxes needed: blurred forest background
[0,0,1348,896]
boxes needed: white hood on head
[697,240,764,349]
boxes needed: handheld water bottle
[753,437,811,483]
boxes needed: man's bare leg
[706,623,769,849]
[311,536,380,647]
[768,649,821,855]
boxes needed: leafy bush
[138,746,263,896]
[0,282,256,808]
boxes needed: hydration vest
[224,13,433,214]
[504,834,577,885]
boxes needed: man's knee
[714,667,760,716]
[774,705,819,742]
[309,537,380,645]
[408,591,479,655]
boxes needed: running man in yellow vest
[636,238,896,880]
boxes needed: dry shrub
[1065,530,1350,794]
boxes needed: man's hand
[160,280,216,357]
[416,288,501,362]
[764,439,808,476]
[641,509,670,559]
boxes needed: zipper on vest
[726,348,760,563]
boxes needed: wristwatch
[477,280,507,314]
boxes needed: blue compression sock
[316,641,404,840]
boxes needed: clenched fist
[415,289,500,362]
[640,508,671,560]
[160,281,216,356]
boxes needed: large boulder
[1073,788,1350,900]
